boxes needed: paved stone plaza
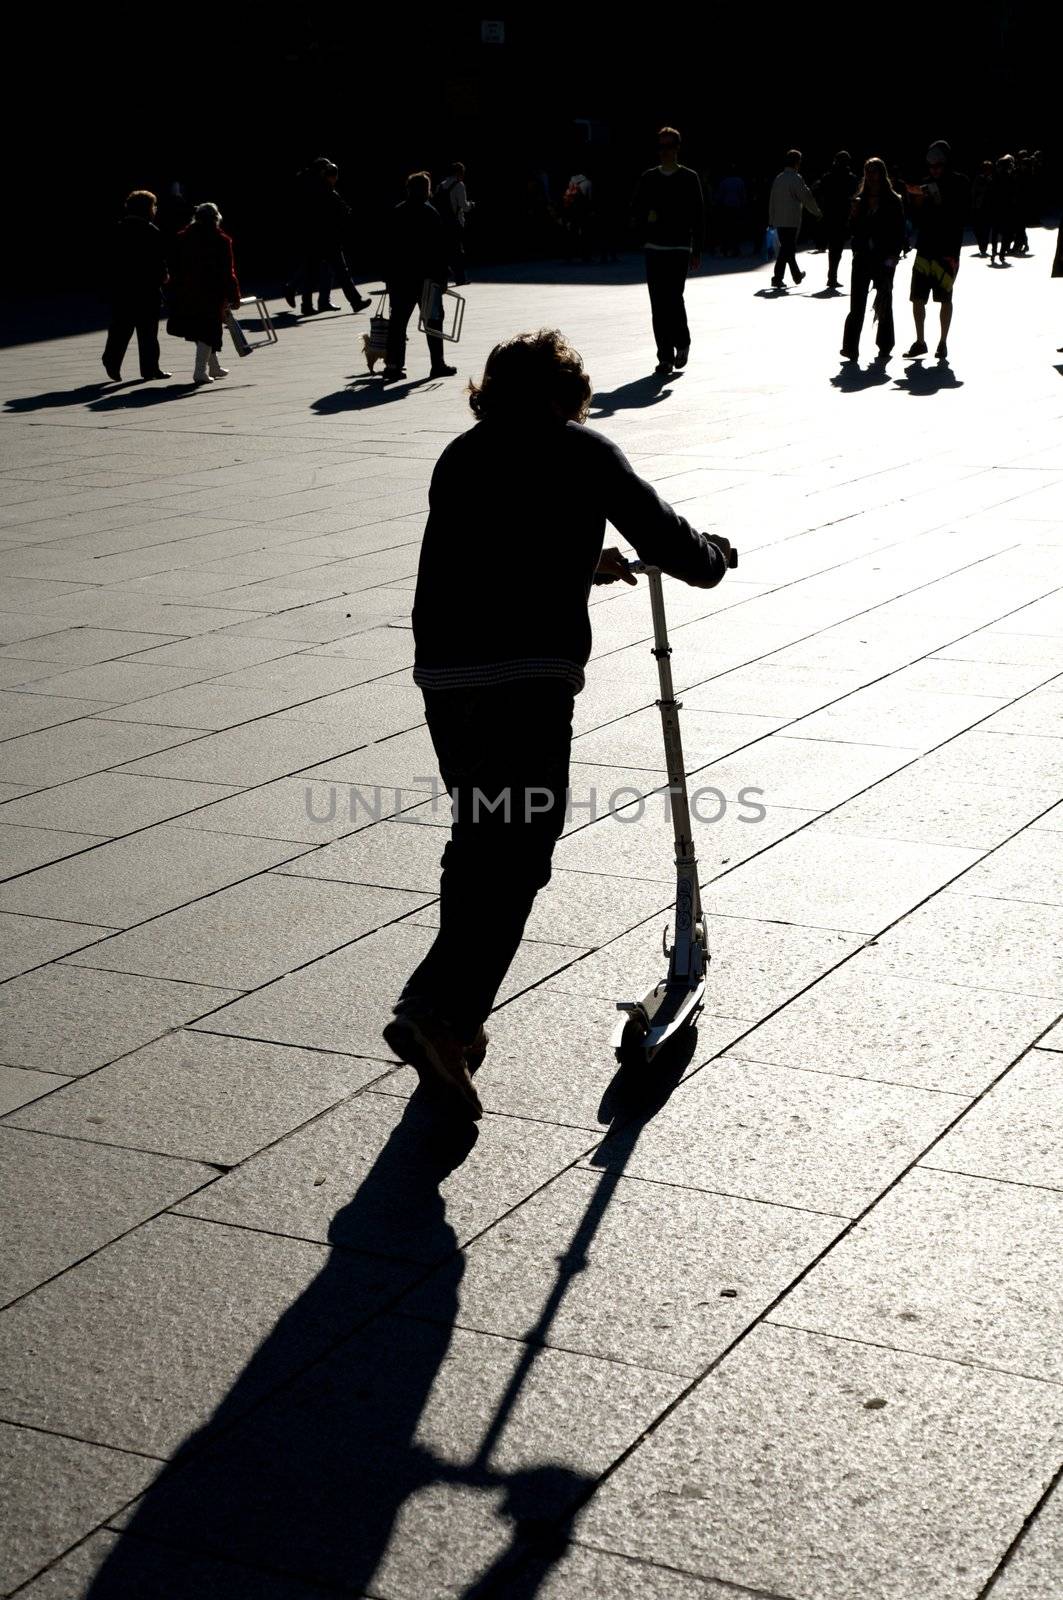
[1,241,1062,1598]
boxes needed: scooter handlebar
[628,543,738,576]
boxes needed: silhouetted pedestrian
[101,191,170,383]
[971,160,993,255]
[716,165,748,257]
[989,156,1017,261]
[903,141,969,361]
[382,172,455,383]
[631,126,705,374]
[284,158,371,316]
[384,329,733,1117]
[768,150,822,289]
[435,162,473,285]
[166,202,241,385]
[815,151,857,289]
[840,158,905,363]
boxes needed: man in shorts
[904,140,969,361]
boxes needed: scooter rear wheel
[615,1014,650,1068]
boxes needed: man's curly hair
[468,329,592,423]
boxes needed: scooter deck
[614,974,706,1059]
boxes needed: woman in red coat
[167,202,241,384]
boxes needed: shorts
[910,254,958,303]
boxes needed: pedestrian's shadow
[81,1026,697,1598]
[753,285,789,298]
[830,360,893,393]
[5,382,117,413]
[811,287,844,299]
[893,359,964,394]
[88,384,222,410]
[312,376,442,412]
[589,372,677,418]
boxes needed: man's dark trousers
[103,297,161,377]
[385,278,445,370]
[772,226,801,284]
[826,227,847,286]
[843,261,896,355]
[398,680,574,1041]
[645,250,690,365]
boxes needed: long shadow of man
[85,1039,693,1597]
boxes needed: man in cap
[903,140,969,360]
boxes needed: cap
[926,141,951,164]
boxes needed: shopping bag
[363,290,390,371]
[764,227,778,260]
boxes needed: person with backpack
[435,161,473,285]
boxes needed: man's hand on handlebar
[593,546,639,585]
[707,533,736,568]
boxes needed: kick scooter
[613,549,738,1064]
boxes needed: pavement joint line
[390,1304,693,1381]
[917,1163,1063,1197]
[0,1415,167,1464]
[977,1456,1063,1599]
[569,1162,854,1222]
[563,1539,802,1600]
[764,1319,1063,1390]
[708,1050,976,1099]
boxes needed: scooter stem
[629,563,702,979]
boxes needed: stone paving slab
[772,1165,1063,1384]
[62,875,428,991]
[0,773,237,840]
[3,1029,391,1166]
[728,959,1060,1096]
[0,1423,158,1597]
[403,1165,842,1377]
[959,828,1063,907]
[0,961,238,1079]
[0,824,109,880]
[0,824,306,927]
[0,718,207,788]
[0,1212,413,1459]
[921,1047,1063,1191]
[582,1054,964,1217]
[823,768,1057,849]
[0,1127,212,1306]
[869,894,1063,999]
[0,912,113,983]
[702,827,983,934]
[575,1323,1063,1600]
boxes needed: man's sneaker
[935,341,948,360]
[903,341,928,358]
[430,364,457,378]
[381,366,406,382]
[352,295,372,312]
[673,345,690,368]
[318,299,340,312]
[653,361,672,376]
[284,287,296,308]
[383,1013,483,1119]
